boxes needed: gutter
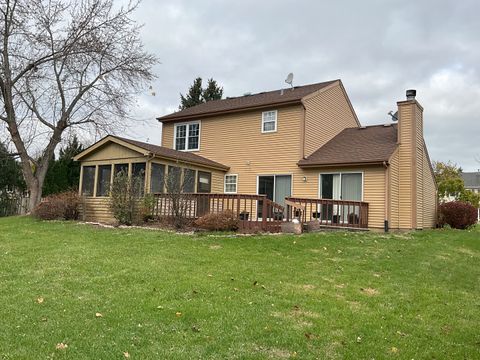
[297,160,389,169]
[157,100,303,123]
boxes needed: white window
[261,110,277,133]
[224,174,238,193]
[174,121,200,151]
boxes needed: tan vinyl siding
[422,149,437,228]
[80,198,115,223]
[303,83,359,157]
[363,167,386,229]
[397,102,414,229]
[388,149,400,229]
[162,105,305,195]
[80,142,143,161]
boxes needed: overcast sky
[125,0,480,171]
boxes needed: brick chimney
[396,89,425,229]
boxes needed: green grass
[0,217,479,359]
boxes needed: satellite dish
[285,73,294,87]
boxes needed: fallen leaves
[389,346,399,354]
[95,312,103,318]
[55,343,68,350]
[175,312,182,317]
[360,287,379,296]
[36,297,44,304]
[123,351,130,358]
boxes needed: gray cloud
[124,0,480,170]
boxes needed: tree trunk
[26,177,43,212]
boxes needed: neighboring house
[74,79,437,231]
[461,171,480,221]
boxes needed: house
[461,171,480,221]
[74,79,437,231]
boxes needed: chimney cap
[406,89,416,100]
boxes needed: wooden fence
[151,193,285,232]
[0,193,30,217]
[285,197,369,229]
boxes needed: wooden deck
[285,197,369,229]
[151,193,285,232]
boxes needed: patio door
[257,175,291,218]
[319,173,362,223]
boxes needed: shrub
[33,191,80,220]
[438,201,478,229]
[110,170,144,225]
[194,210,239,231]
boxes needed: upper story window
[175,121,200,151]
[262,110,277,133]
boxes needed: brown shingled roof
[298,124,398,167]
[158,80,338,122]
[113,136,229,171]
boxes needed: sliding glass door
[257,175,292,218]
[319,173,362,223]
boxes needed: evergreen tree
[179,77,204,110]
[179,77,224,109]
[0,142,25,192]
[43,136,84,195]
[202,78,223,102]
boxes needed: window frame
[224,174,238,194]
[261,110,277,133]
[174,121,201,152]
[318,171,364,201]
[197,171,212,193]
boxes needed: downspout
[383,160,389,232]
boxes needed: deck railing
[151,193,285,232]
[285,197,369,229]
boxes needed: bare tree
[162,166,195,229]
[0,0,156,210]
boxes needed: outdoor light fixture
[302,176,307,182]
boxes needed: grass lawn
[0,217,479,359]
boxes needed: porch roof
[74,135,230,171]
[298,124,398,168]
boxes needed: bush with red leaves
[33,191,80,220]
[194,210,239,231]
[438,201,478,229]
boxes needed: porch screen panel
[341,173,362,201]
[132,162,146,195]
[96,165,112,197]
[81,166,95,196]
[150,163,165,193]
[183,169,196,193]
[167,166,181,193]
[114,163,129,176]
